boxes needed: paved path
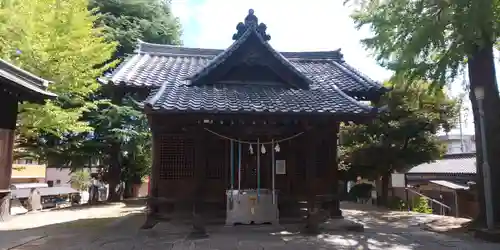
[4,202,500,250]
[0,203,142,250]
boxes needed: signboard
[391,173,406,188]
[275,160,286,175]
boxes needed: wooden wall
[148,116,341,218]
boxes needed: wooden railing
[406,188,451,216]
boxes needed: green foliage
[348,183,374,200]
[348,0,500,86]
[71,169,91,191]
[388,196,408,211]
[0,0,117,137]
[412,196,433,214]
[81,0,182,189]
[15,0,182,191]
[90,0,182,58]
[340,79,459,179]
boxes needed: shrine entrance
[113,9,387,228]
[201,128,305,225]
[241,152,271,190]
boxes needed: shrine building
[104,9,388,224]
[0,59,56,221]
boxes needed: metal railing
[406,188,451,216]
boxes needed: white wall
[45,168,72,187]
[445,136,476,154]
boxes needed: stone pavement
[6,203,500,250]
[0,203,142,250]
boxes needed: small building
[105,10,387,223]
[0,59,56,220]
[11,159,46,184]
[438,134,476,154]
[394,153,477,218]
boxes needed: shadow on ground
[1,213,145,250]
[3,202,496,249]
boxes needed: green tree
[90,0,182,58]
[340,79,459,205]
[412,196,433,214]
[71,169,91,191]
[347,0,500,226]
[0,0,117,137]
[17,0,182,201]
[85,0,181,200]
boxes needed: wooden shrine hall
[105,9,388,224]
[0,59,56,221]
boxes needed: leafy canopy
[90,0,182,58]
[348,0,500,86]
[0,0,117,137]
[340,79,459,178]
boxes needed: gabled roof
[0,59,56,103]
[186,22,313,89]
[105,43,387,100]
[407,154,476,175]
[108,9,387,115]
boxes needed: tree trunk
[107,143,122,202]
[380,172,390,207]
[467,43,500,227]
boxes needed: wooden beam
[306,128,318,212]
[0,128,14,221]
[148,127,161,215]
[193,127,207,215]
[328,123,342,218]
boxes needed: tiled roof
[107,9,388,115]
[407,156,476,175]
[0,59,56,102]
[144,80,376,114]
[105,41,387,98]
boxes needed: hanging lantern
[274,143,280,152]
[249,144,254,155]
[261,144,266,154]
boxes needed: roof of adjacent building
[0,59,57,102]
[430,180,469,190]
[105,9,388,115]
[407,154,476,175]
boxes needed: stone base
[0,193,11,222]
[474,228,500,243]
[320,218,364,232]
[141,213,159,229]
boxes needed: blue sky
[170,0,500,135]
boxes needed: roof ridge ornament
[232,9,271,41]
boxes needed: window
[47,180,54,187]
[25,159,33,164]
[56,180,61,185]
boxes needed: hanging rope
[204,128,305,145]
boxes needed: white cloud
[171,0,392,81]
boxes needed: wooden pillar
[306,129,317,212]
[328,123,342,218]
[0,95,17,221]
[147,116,160,219]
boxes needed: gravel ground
[1,202,497,250]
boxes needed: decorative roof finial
[232,9,271,41]
[245,9,258,27]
